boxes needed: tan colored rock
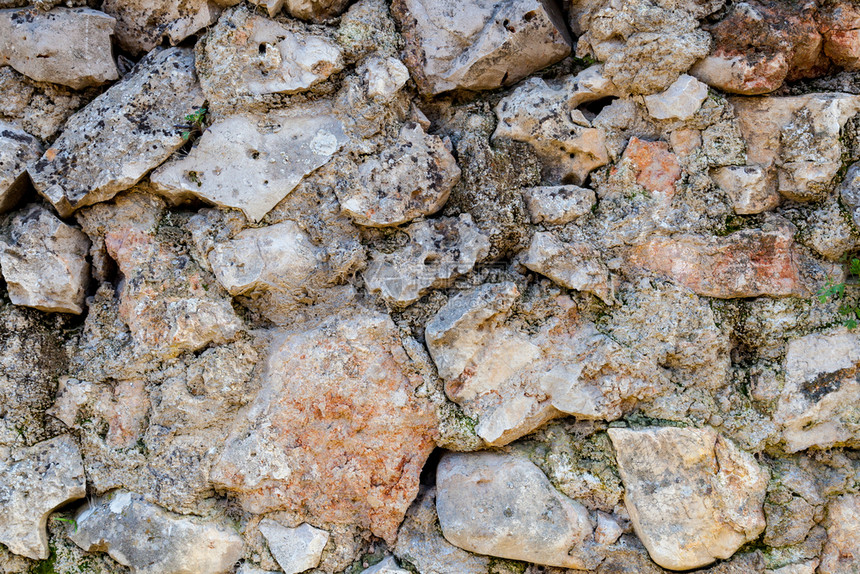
[391,0,570,95]
[820,1,860,70]
[103,0,241,56]
[522,184,595,225]
[644,74,709,121]
[609,427,768,571]
[364,215,489,306]
[71,490,244,574]
[523,232,615,305]
[493,66,617,184]
[711,165,780,215]
[364,55,410,102]
[436,451,595,569]
[820,494,860,574]
[775,328,860,452]
[0,122,41,214]
[284,0,351,21]
[336,122,459,227]
[30,47,204,217]
[196,7,343,103]
[151,110,346,222]
[0,204,90,314]
[0,7,118,89]
[259,520,329,574]
[211,310,438,544]
[0,435,86,560]
[840,161,860,229]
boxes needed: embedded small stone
[621,137,681,198]
[259,520,329,574]
[0,122,42,214]
[523,232,615,305]
[839,161,860,229]
[522,185,595,225]
[711,165,780,215]
[364,55,410,102]
[644,74,709,120]
[361,556,410,574]
[0,7,118,89]
[283,0,351,21]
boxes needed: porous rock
[71,490,244,574]
[0,204,90,314]
[436,451,594,569]
[258,520,329,574]
[0,434,86,560]
[820,494,860,574]
[283,0,351,21]
[522,232,615,305]
[609,427,768,571]
[30,47,204,217]
[522,184,595,225]
[211,310,438,544]
[0,122,41,214]
[391,0,571,95]
[0,7,118,89]
[620,137,681,199]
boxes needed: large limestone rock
[196,7,344,103]
[0,122,41,214]
[608,427,768,571]
[103,0,241,56]
[820,494,860,574]
[364,215,489,306]
[0,435,86,560]
[522,232,615,305]
[30,47,204,217]
[0,204,90,314]
[71,490,244,574]
[0,7,118,89]
[775,328,860,452]
[391,0,570,95]
[493,66,617,185]
[151,111,346,222]
[436,451,595,569]
[259,520,329,574]
[335,122,460,227]
[211,310,438,544]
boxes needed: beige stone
[820,494,860,574]
[711,165,780,215]
[0,122,41,214]
[259,520,329,574]
[361,556,409,574]
[523,232,615,305]
[284,0,351,21]
[644,74,709,120]
[522,185,595,225]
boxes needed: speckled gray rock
[643,74,709,120]
[364,215,489,306]
[0,434,86,560]
[522,184,595,225]
[436,451,595,569]
[30,47,204,217]
[0,122,41,214]
[392,0,570,95]
[840,161,860,229]
[259,520,329,574]
[0,204,90,314]
[609,427,768,571]
[522,232,615,305]
[336,122,460,227]
[151,111,346,222]
[361,556,410,574]
[0,7,118,89]
[71,490,244,574]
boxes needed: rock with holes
[210,310,438,544]
[71,490,243,574]
[522,232,615,305]
[820,494,860,574]
[0,7,118,89]
[29,47,204,217]
[196,7,343,104]
[151,110,346,222]
[609,426,768,570]
[0,204,90,314]
[643,74,709,121]
[436,451,597,569]
[522,184,595,225]
[493,66,617,184]
[103,0,241,56]
[391,0,570,95]
[711,165,780,215]
[335,122,460,227]
[0,123,41,214]
[0,435,86,560]
[774,328,860,452]
[364,215,489,306]
[259,520,329,574]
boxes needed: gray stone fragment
[29,47,204,217]
[361,556,410,574]
[0,122,41,214]
[364,215,489,306]
[259,520,329,574]
[0,434,86,560]
[0,7,118,89]
[71,490,244,574]
[436,451,595,569]
[522,184,595,225]
[392,0,570,95]
[364,55,410,102]
[0,204,90,314]
[840,161,860,229]
[284,0,351,21]
[151,111,346,222]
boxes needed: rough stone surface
[259,520,329,574]
[523,232,615,305]
[436,451,594,569]
[360,556,409,574]
[840,161,860,229]
[522,185,595,225]
[392,0,570,95]
[0,204,90,314]
[644,74,709,121]
[0,435,85,560]
[0,7,118,89]
[711,165,781,215]
[609,427,768,571]
[71,490,244,574]
[0,122,40,214]
[620,137,681,198]
[284,0,351,21]
[820,494,860,574]
[30,47,204,217]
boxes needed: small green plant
[179,106,207,142]
[55,516,78,532]
[817,257,860,329]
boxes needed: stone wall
[0,0,859,573]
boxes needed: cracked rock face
[0,122,41,214]
[259,520,329,574]
[609,427,768,571]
